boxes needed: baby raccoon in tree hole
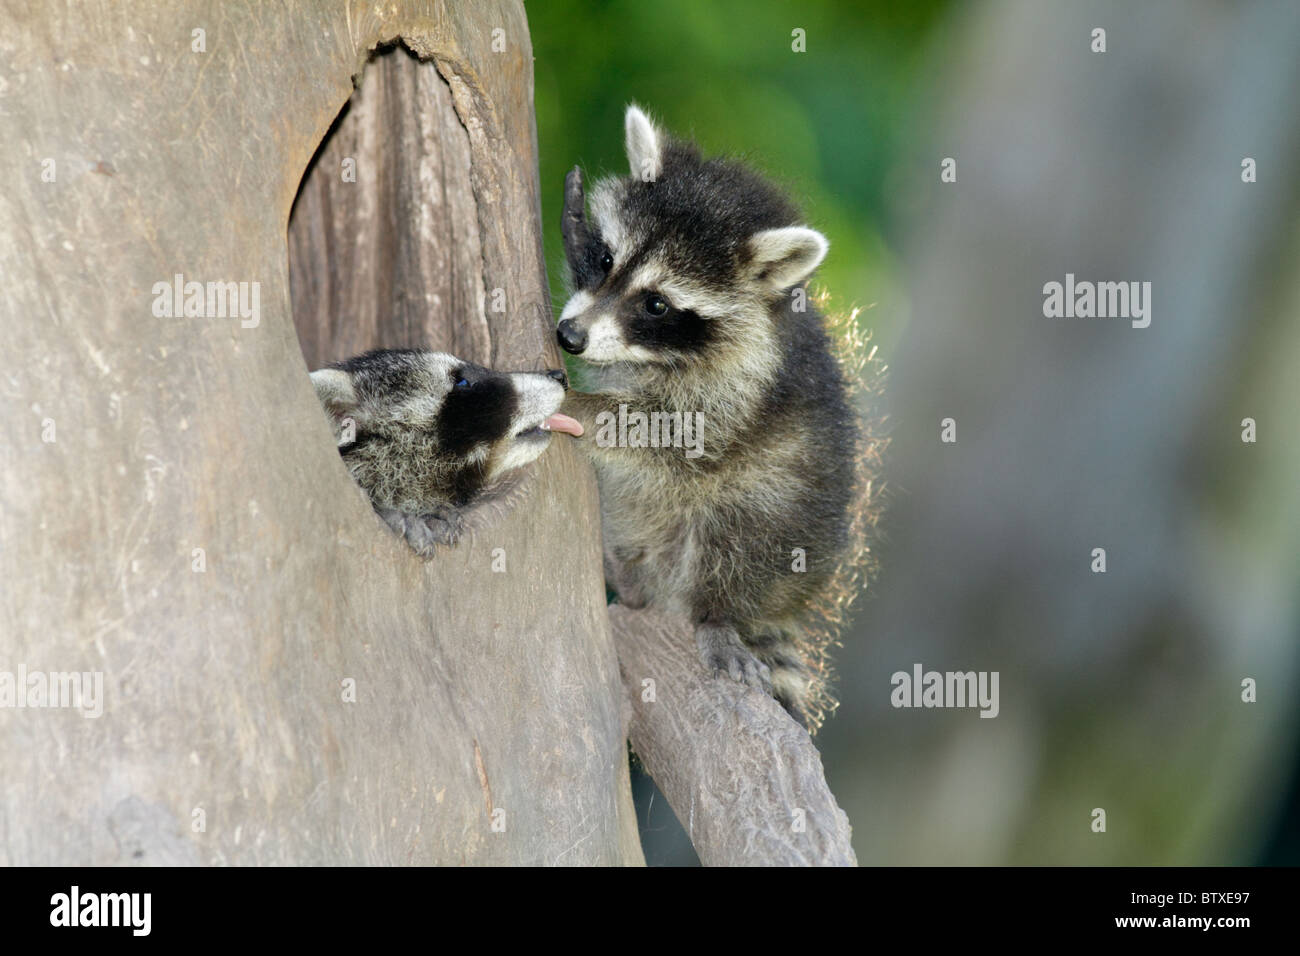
[557,106,880,730]
[311,348,583,556]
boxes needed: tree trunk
[0,0,643,865]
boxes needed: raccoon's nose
[556,320,587,355]
[545,368,568,389]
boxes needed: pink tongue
[541,413,584,437]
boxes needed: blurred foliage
[529,0,951,353]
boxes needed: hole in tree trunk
[287,43,492,370]
[284,41,542,547]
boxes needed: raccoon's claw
[695,624,772,695]
[375,506,462,557]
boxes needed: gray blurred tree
[821,0,1300,864]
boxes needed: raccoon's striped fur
[310,349,579,555]
[556,106,885,730]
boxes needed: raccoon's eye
[643,294,670,317]
[600,251,614,273]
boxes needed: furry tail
[763,648,817,729]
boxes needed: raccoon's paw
[376,507,462,557]
[695,624,772,695]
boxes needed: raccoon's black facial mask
[437,362,518,457]
[623,294,713,354]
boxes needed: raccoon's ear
[747,227,829,291]
[310,368,359,423]
[624,104,663,182]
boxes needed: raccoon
[310,348,582,555]
[556,106,878,729]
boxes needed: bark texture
[0,0,642,865]
[612,606,857,866]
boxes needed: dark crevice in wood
[288,43,490,371]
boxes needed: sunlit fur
[557,106,885,729]
[310,349,565,553]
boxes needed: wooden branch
[610,605,857,866]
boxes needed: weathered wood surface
[289,45,492,368]
[611,605,857,866]
[0,0,642,865]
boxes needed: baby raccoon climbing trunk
[556,106,884,730]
